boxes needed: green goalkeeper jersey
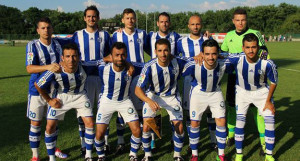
[221,28,266,53]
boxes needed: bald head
[188,15,202,36]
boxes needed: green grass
[0,42,299,161]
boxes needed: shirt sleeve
[26,42,39,66]
[136,65,151,88]
[266,60,278,84]
[182,61,195,77]
[35,71,55,89]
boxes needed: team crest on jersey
[127,107,134,114]
[139,74,145,82]
[168,38,173,43]
[97,37,102,43]
[137,38,142,43]
[27,52,34,61]
[38,77,47,86]
[258,69,263,74]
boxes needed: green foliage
[0,3,299,36]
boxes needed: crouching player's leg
[254,86,276,161]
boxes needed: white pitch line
[280,68,300,73]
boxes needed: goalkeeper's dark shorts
[226,73,236,107]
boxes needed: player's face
[232,14,247,32]
[157,15,170,34]
[243,41,259,62]
[188,16,202,36]
[155,44,171,64]
[62,49,79,70]
[84,10,99,28]
[37,22,53,40]
[112,48,127,67]
[203,46,218,67]
[122,13,136,30]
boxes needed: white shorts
[143,92,183,121]
[235,85,274,117]
[189,86,226,121]
[96,96,139,124]
[129,75,144,111]
[85,75,102,108]
[27,94,48,121]
[47,92,93,120]
[182,75,193,110]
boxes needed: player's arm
[181,60,195,77]
[135,86,160,112]
[135,67,160,112]
[26,64,61,74]
[263,83,276,115]
[263,60,278,115]
[34,71,62,108]
[25,43,61,74]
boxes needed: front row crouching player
[226,33,277,161]
[136,39,192,161]
[94,42,141,161]
[34,43,95,161]
[182,39,230,161]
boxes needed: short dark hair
[84,5,99,17]
[233,8,247,19]
[122,8,136,18]
[155,38,171,50]
[243,33,259,46]
[202,39,220,52]
[157,12,170,21]
[62,43,79,56]
[110,42,127,54]
[36,17,52,28]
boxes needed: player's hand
[48,63,61,73]
[103,54,112,62]
[48,98,62,109]
[263,100,275,115]
[146,99,160,112]
[126,62,135,76]
[116,28,123,33]
[205,30,212,38]
[193,52,203,65]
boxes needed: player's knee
[95,127,106,140]
[173,121,184,134]
[83,118,94,128]
[31,120,41,126]
[215,118,226,127]
[132,126,141,138]
[45,123,56,134]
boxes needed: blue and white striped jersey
[26,39,62,95]
[98,63,133,101]
[72,29,111,75]
[137,57,188,96]
[227,54,278,90]
[177,35,209,58]
[182,60,233,92]
[36,65,87,94]
[146,31,181,58]
[111,29,147,63]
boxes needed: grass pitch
[0,42,299,161]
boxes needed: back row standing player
[26,17,68,161]
[71,5,111,155]
[221,8,268,155]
